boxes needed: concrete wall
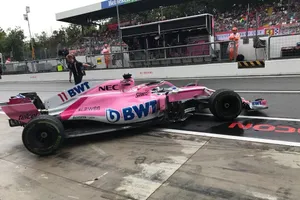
[1,58,300,83]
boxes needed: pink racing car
[0,74,268,156]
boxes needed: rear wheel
[22,115,65,156]
[209,89,242,121]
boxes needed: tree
[3,27,25,61]
[0,28,6,54]
[65,24,81,46]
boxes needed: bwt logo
[106,100,157,123]
[58,82,90,102]
[68,82,90,97]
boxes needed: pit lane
[1,76,300,199]
[1,77,300,143]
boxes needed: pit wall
[1,58,299,83]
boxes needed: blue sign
[106,100,157,123]
[252,101,261,106]
[101,0,139,9]
[68,82,90,97]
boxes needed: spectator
[5,58,11,64]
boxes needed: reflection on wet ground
[166,115,300,143]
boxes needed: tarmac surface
[1,75,300,200]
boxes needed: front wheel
[22,115,65,156]
[209,89,242,121]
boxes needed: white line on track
[196,113,300,122]
[162,74,300,80]
[3,74,300,84]
[235,90,300,94]
[157,128,300,147]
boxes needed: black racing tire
[209,89,242,121]
[22,115,65,156]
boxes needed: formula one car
[0,74,268,156]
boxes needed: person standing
[0,64,2,79]
[101,44,111,68]
[228,27,240,61]
[66,54,88,85]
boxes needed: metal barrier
[5,34,300,75]
[1,40,237,74]
[268,33,300,60]
[2,58,68,75]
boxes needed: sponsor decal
[72,116,97,120]
[99,84,119,91]
[9,119,24,127]
[19,113,38,121]
[58,82,90,102]
[136,91,149,98]
[229,122,300,134]
[101,0,139,9]
[72,116,87,119]
[78,106,100,111]
[106,100,157,123]
[184,107,196,113]
[139,71,153,75]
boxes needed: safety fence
[1,40,237,75]
[268,33,300,60]
[1,59,67,75]
[2,33,300,75]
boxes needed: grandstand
[55,0,300,61]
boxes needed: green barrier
[57,64,63,72]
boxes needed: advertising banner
[215,26,280,41]
[101,0,140,9]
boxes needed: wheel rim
[34,130,54,149]
[26,124,59,151]
[217,96,241,117]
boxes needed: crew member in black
[66,54,88,85]
[0,64,2,79]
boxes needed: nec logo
[99,84,119,91]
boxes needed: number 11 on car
[58,92,68,102]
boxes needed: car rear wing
[1,96,40,125]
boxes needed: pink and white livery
[0,74,268,156]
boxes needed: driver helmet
[120,77,135,91]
